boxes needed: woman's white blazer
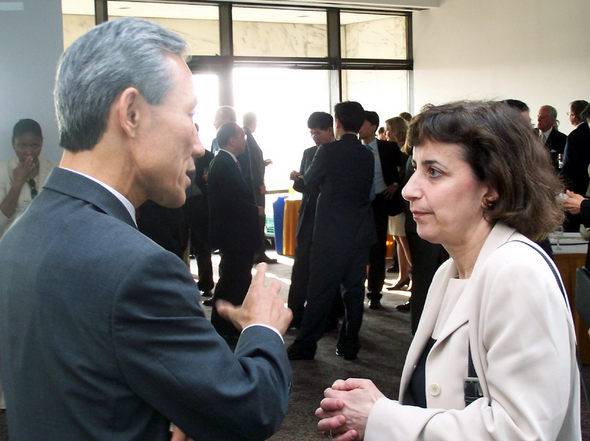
[365,222,581,440]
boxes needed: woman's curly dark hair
[407,100,564,241]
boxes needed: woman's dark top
[407,337,436,408]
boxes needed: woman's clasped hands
[316,378,385,441]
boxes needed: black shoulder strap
[509,240,567,304]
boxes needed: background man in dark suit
[208,122,261,345]
[560,99,590,231]
[287,111,335,329]
[536,105,567,170]
[241,112,276,264]
[184,126,215,297]
[0,18,291,441]
[287,101,376,361]
[359,110,403,310]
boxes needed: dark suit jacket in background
[375,139,404,215]
[293,145,319,240]
[0,167,291,441]
[184,149,215,291]
[208,150,259,254]
[306,134,376,250]
[241,127,266,207]
[560,123,590,231]
[287,145,318,325]
[367,139,404,296]
[561,123,590,196]
[207,150,260,339]
[545,127,567,170]
[293,134,376,354]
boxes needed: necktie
[27,179,37,199]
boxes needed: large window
[341,12,407,60]
[192,73,220,149]
[61,0,95,49]
[106,1,220,55]
[232,7,327,58]
[342,70,409,126]
[63,1,413,190]
[233,67,331,190]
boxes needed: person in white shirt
[0,119,56,237]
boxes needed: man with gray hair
[0,17,291,441]
[211,106,237,153]
[536,104,566,170]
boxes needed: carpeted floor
[1,253,589,440]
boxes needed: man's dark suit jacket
[561,123,590,196]
[293,145,318,241]
[305,134,376,249]
[375,139,404,215]
[0,167,290,441]
[241,127,266,207]
[208,150,259,253]
[543,128,567,170]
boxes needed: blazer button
[427,383,441,397]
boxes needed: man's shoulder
[303,145,318,155]
[376,139,397,148]
[569,123,590,139]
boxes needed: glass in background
[233,7,327,58]
[61,0,95,49]
[340,12,407,60]
[191,74,220,150]
[342,70,409,126]
[233,67,330,191]
[106,1,219,56]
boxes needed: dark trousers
[255,208,267,257]
[287,231,312,328]
[210,249,254,340]
[292,244,369,356]
[184,196,214,292]
[406,231,445,334]
[367,194,389,299]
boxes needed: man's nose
[192,131,205,158]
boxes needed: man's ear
[117,87,142,138]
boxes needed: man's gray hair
[54,17,187,152]
[541,105,558,121]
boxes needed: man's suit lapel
[43,167,136,228]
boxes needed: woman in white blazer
[316,101,581,441]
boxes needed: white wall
[0,0,63,162]
[412,0,590,133]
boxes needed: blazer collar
[399,222,517,396]
[43,167,136,228]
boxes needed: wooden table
[551,235,590,364]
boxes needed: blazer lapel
[399,259,455,398]
[399,223,516,401]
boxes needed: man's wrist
[242,323,284,343]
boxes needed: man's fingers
[215,300,238,321]
[250,263,268,287]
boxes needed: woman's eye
[427,167,441,178]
